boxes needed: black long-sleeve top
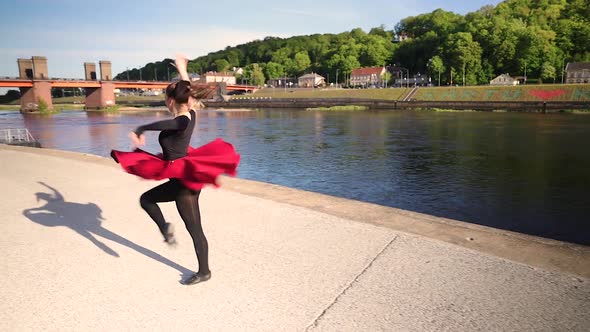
[134,110,196,161]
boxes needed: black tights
[139,179,209,275]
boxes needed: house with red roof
[350,67,386,88]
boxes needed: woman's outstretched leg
[175,187,210,284]
[139,180,179,245]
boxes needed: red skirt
[111,138,240,190]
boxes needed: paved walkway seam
[305,235,399,330]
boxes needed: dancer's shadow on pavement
[23,181,192,278]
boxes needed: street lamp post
[395,66,409,88]
[462,61,466,86]
[399,67,409,88]
[335,69,339,88]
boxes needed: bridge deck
[0,78,256,91]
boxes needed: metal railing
[0,128,37,144]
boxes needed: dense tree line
[115,0,589,86]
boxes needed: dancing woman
[111,54,240,285]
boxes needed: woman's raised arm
[175,54,190,82]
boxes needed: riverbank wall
[203,98,589,112]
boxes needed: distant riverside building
[298,73,325,88]
[232,67,244,75]
[350,67,386,87]
[267,76,297,88]
[394,32,410,43]
[201,72,236,85]
[565,62,590,84]
[172,73,201,82]
[490,74,519,86]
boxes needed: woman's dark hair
[165,80,191,104]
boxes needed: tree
[264,62,285,80]
[328,53,360,84]
[244,63,266,86]
[214,59,230,72]
[290,51,311,75]
[271,47,292,65]
[0,89,20,103]
[360,35,393,67]
[427,56,445,86]
[109,0,590,87]
[540,61,557,83]
[369,25,393,40]
[225,49,242,67]
[443,32,483,85]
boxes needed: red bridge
[3,56,257,112]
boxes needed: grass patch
[117,95,165,103]
[103,105,122,112]
[0,105,19,110]
[37,98,50,113]
[244,87,409,100]
[429,108,475,112]
[413,84,590,102]
[306,105,369,111]
[246,84,590,103]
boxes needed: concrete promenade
[1,144,589,331]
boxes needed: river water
[1,108,589,245]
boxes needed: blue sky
[0,0,503,79]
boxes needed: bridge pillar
[17,58,34,79]
[31,56,48,79]
[85,82,115,109]
[217,82,227,95]
[19,81,53,112]
[84,62,97,80]
[99,61,112,81]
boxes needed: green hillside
[117,0,589,89]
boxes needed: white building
[298,73,325,88]
[201,72,236,85]
[490,74,519,86]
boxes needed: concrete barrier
[204,98,590,112]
